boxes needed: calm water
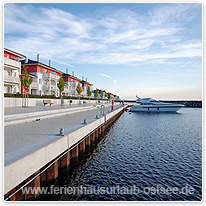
[41,108,202,201]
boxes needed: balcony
[64,85,70,93]
[44,73,59,81]
[30,82,39,89]
[51,85,57,90]
[4,57,21,70]
[4,75,19,85]
[44,85,50,91]
[51,73,59,81]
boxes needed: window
[7,55,10,59]
[45,69,47,73]
[39,67,41,73]
[39,79,42,84]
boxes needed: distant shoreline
[118,100,202,108]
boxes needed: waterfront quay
[4,102,127,201]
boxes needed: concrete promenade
[4,103,125,196]
[4,101,104,115]
[4,102,109,127]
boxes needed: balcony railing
[30,82,39,89]
[4,57,21,70]
[51,85,57,91]
[64,86,70,93]
[44,73,59,81]
[4,75,19,84]
[44,85,50,91]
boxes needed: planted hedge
[4,93,108,101]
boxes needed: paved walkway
[4,104,123,166]
[4,102,103,115]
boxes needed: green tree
[100,90,104,102]
[87,86,92,101]
[76,82,82,103]
[105,92,108,99]
[108,93,111,101]
[19,66,32,107]
[57,74,65,98]
[20,66,32,92]
[94,88,99,98]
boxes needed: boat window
[141,103,154,105]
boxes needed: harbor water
[40,107,202,201]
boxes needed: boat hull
[130,105,184,112]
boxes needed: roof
[80,80,93,86]
[21,59,63,74]
[4,48,26,58]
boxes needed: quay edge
[4,105,128,201]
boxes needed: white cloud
[4,3,202,67]
[177,61,191,70]
[100,74,117,85]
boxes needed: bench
[43,100,54,106]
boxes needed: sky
[4,3,202,100]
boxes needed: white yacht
[130,97,184,112]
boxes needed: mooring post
[86,135,91,145]
[79,140,86,151]
[25,170,41,200]
[60,151,70,167]
[71,145,79,158]
[46,161,58,181]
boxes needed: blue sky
[4,3,202,100]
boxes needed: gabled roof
[80,80,93,86]
[4,48,26,58]
[21,59,63,74]
[63,73,81,81]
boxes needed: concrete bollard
[59,128,64,135]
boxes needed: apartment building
[62,74,93,97]
[80,79,93,97]
[4,48,119,99]
[21,55,62,96]
[4,48,26,94]
[62,73,80,97]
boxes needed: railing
[4,75,19,84]
[44,85,50,90]
[50,73,59,80]
[51,85,57,90]
[4,57,21,69]
[44,73,59,81]
[30,82,39,89]
[64,86,70,93]
[43,73,50,79]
